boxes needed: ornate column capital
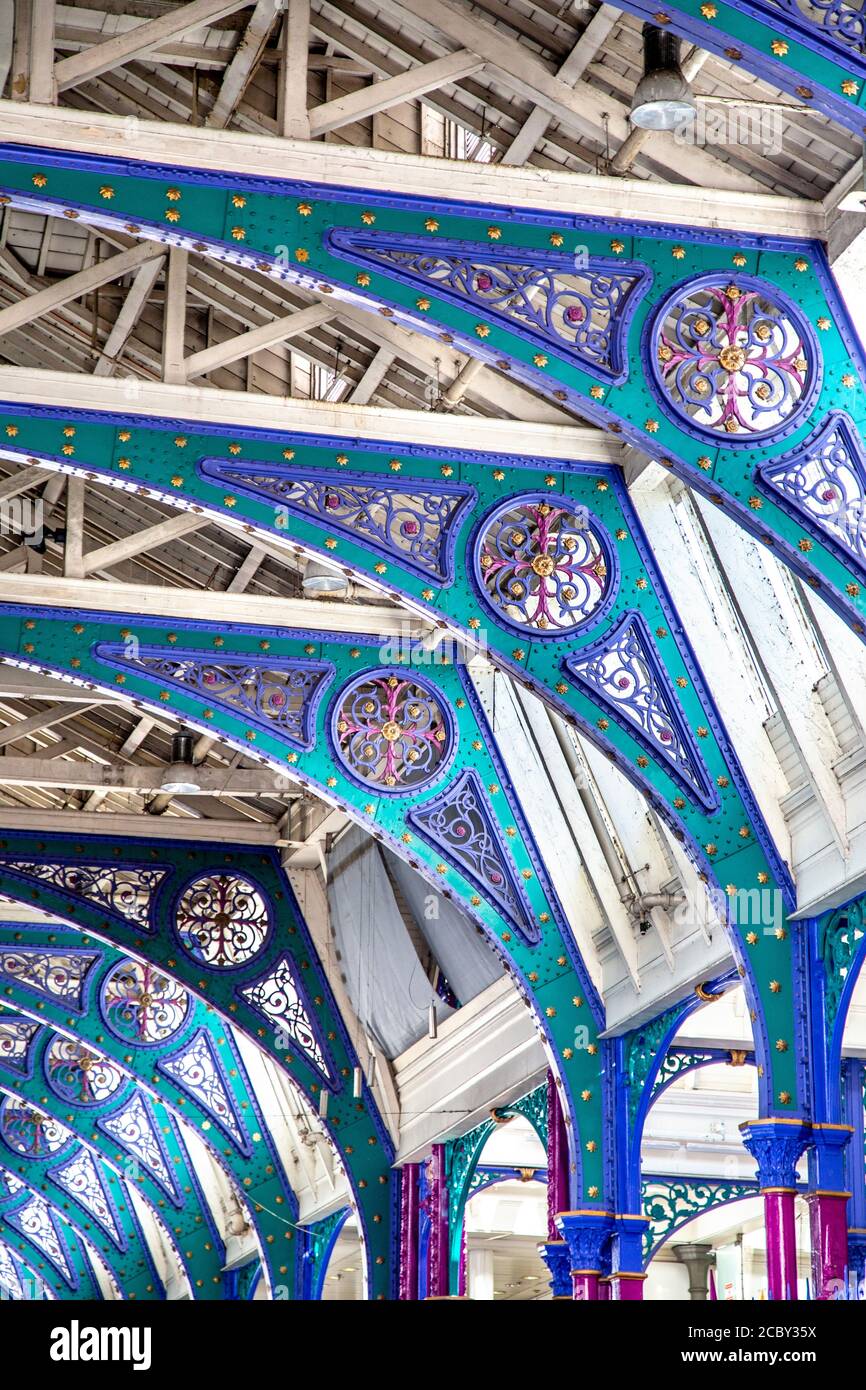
[555,1211,614,1273]
[673,1242,715,1301]
[539,1240,572,1298]
[740,1119,810,1189]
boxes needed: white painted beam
[0,701,98,749]
[502,3,619,166]
[308,50,485,138]
[0,572,427,634]
[0,804,279,842]
[53,0,256,93]
[347,346,395,406]
[183,302,336,379]
[0,756,300,794]
[277,0,310,140]
[0,103,825,239]
[0,367,620,462]
[0,241,164,338]
[206,0,281,130]
[28,0,56,104]
[80,513,211,576]
[93,255,164,377]
[162,246,188,386]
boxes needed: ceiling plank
[308,49,485,138]
[206,0,282,130]
[53,0,256,93]
[0,240,164,338]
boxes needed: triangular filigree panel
[564,611,718,811]
[0,947,98,1011]
[0,1018,39,1075]
[758,412,866,576]
[94,643,333,750]
[0,858,167,930]
[98,1093,181,1206]
[48,1147,125,1250]
[408,768,540,943]
[240,958,333,1083]
[200,459,475,585]
[6,1194,77,1288]
[329,229,649,379]
[158,1029,249,1154]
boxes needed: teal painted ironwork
[0,918,301,1292]
[0,838,396,1296]
[0,1058,222,1297]
[445,1083,547,1292]
[0,408,803,1120]
[641,1174,760,1263]
[301,1207,349,1299]
[651,1047,754,1102]
[627,1002,687,1125]
[0,146,864,653]
[820,894,866,1037]
[0,1144,159,1301]
[0,1173,103,1299]
[0,625,608,1211]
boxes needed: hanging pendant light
[159,730,201,794]
[630,25,697,131]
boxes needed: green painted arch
[0,149,863,646]
[0,398,803,1117]
[641,1175,762,1266]
[0,837,397,1295]
[0,1070,224,1298]
[0,1173,104,1298]
[0,918,306,1294]
[0,1238,51,1300]
[0,1137,160,1300]
[0,618,610,1207]
[445,1083,547,1293]
[0,589,801,1123]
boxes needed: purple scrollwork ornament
[651,275,818,441]
[332,670,452,792]
[175,873,271,969]
[474,495,613,635]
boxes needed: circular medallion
[45,1037,124,1106]
[332,671,453,792]
[0,1097,71,1157]
[102,959,190,1046]
[474,495,613,635]
[175,874,271,969]
[650,275,818,440]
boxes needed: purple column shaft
[808,1194,848,1299]
[399,1162,420,1301]
[426,1144,450,1299]
[571,1272,600,1300]
[764,1190,798,1300]
[609,1275,645,1301]
[547,1072,569,1241]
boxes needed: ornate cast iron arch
[0,840,399,1297]
[1,143,864,645]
